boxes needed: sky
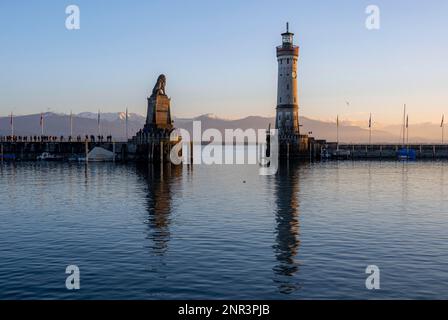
[0,0,447,125]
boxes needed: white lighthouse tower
[275,23,300,146]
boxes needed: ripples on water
[1,161,448,299]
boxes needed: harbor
[3,0,448,303]
[3,139,448,162]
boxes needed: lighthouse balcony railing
[276,45,299,50]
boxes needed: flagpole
[402,104,406,147]
[10,112,14,138]
[406,115,409,147]
[98,109,101,136]
[336,115,339,151]
[125,107,129,141]
[70,111,73,137]
[40,113,44,136]
[442,115,445,144]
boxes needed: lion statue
[152,74,166,96]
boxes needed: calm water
[1,160,448,299]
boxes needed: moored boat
[37,152,62,161]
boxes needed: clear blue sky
[1,0,447,124]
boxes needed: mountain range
[0,112,443,143]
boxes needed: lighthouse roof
[281,22,294,36]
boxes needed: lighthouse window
[279,97,282,103]
[280,59,283,64]
[287,84,290,90]
[287,58,290,64]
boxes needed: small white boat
[320,148,331,159]
[37,152,62,161]
[332,149,351,159]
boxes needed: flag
[40,113,43,127]
[406,115,409,129]
[337,115,339,127]
[441,115,445,128]
[369,113,372,128]
[97,110,101,125]
[10,112,13,126]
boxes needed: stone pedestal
[145,94,172,132]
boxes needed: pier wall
[0,139,179,163]
[3,141,448,162]
[0,142,130,161]
[324,143,448,160]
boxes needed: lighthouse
[275,23,300,146]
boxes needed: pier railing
[0,135,131,143]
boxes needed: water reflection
[273,161,301,294]
[136,164,182,256]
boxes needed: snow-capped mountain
[77,112,146,122]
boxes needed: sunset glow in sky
[1,0,447,124]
